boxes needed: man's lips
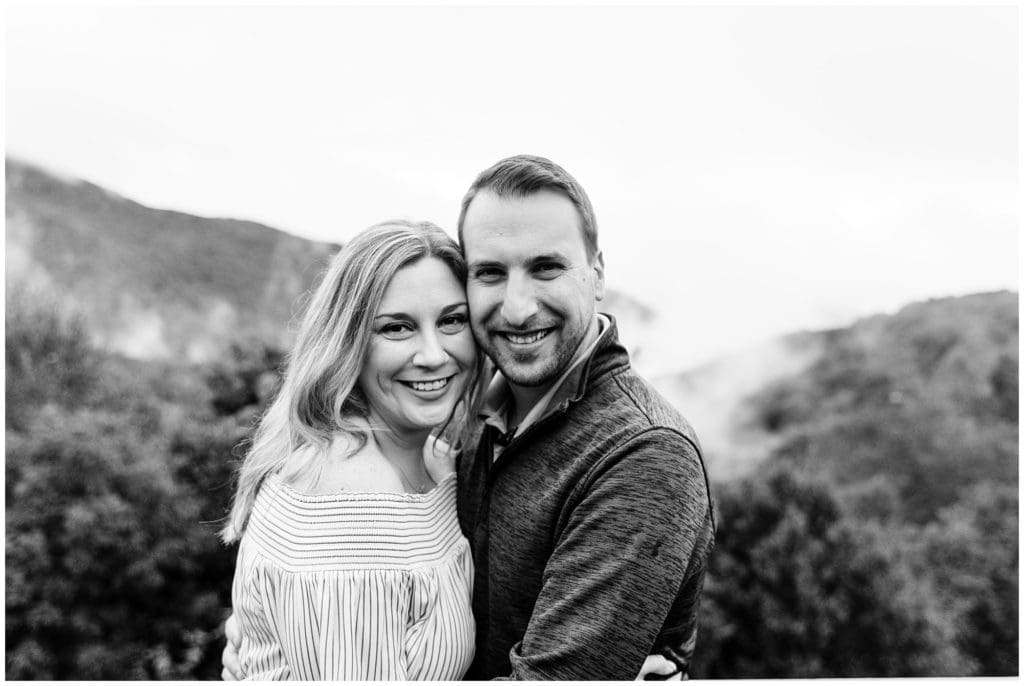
[495,327,555,345]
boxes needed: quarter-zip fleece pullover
[457,318,715,680]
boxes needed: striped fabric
[231,471,476,680]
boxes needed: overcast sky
[6,4,1018,372]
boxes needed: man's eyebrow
[529,252,570,264]
[467,260,504,271]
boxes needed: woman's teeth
[408,378,449,392]
[505,330,550,345]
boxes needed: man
[222,155,714,680]
[453,155,714,679]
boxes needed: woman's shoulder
[282,435,406,496]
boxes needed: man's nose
[500,274,539,327]
[412,329,449,368]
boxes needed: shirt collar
[480,313,610,440]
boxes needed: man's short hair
[457,155,600,263]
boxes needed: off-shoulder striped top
[231,471,475,681]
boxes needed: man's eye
[439,313,468,334]
[474,267,504,282]
[535,262,564,278]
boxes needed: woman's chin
[402,406,456,433]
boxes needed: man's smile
[499,328,554,346]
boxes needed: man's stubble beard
[472,325,577,389]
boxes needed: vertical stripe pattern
[231,472,475,681]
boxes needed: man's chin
[494,359,559,388]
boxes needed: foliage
[910,483,1019,675]
[693,466,964,677]
[6,408,211,679]
[699,292,1019,676]
[5,285,99,431]
[205,341,284,419]
[5,293,283,679]
[5,288,1018,678]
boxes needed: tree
[5,285,99,430]
[911,484,1019,675]
[693,466,965,677]
[6,407,222,678]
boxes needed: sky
[5,4,1019,373]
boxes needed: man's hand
[221,613,243,681]
[636,654,683,681]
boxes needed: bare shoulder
[423,434,457,481]
[331,449,405,494]
[286,435,404,495]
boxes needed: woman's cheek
[456,329,478,367]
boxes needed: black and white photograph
[4,2,1018,680]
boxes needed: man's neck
[506,314,601,428]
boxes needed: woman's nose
[412,330,449,368]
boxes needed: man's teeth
[505,330,550,345]
[409,378,449,392]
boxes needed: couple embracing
[219,155,715,681]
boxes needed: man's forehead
[461,189,586,259]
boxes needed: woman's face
[359,256,477,437]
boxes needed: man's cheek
[467,294,495,326]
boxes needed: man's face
[461,189,604,388]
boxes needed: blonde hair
[222,220,480,543]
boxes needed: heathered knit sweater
[456,319,715,680]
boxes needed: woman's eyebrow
[440,302,468,315]
[375,302,467,320]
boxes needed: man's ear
[592,251,606,302]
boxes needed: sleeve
[234,540,416,680]
[231,543,293,680]
[504,429,710,681]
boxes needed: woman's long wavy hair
[222,220,482,543]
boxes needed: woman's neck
[363,414,436,492]
[370,425,430,468]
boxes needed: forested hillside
[6,289,1016,678]
[692,292,1018,676]
[6,157,337,361]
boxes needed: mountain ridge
[5,157,662,363]
[654,289,1018,482]
[7,158,340,361]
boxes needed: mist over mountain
[655,291,1019,487]
[5,158,659,364]
[6,158,338,362]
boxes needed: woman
[221,220,481,680]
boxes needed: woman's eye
[439,313,468,334]
[380,322,413,338]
